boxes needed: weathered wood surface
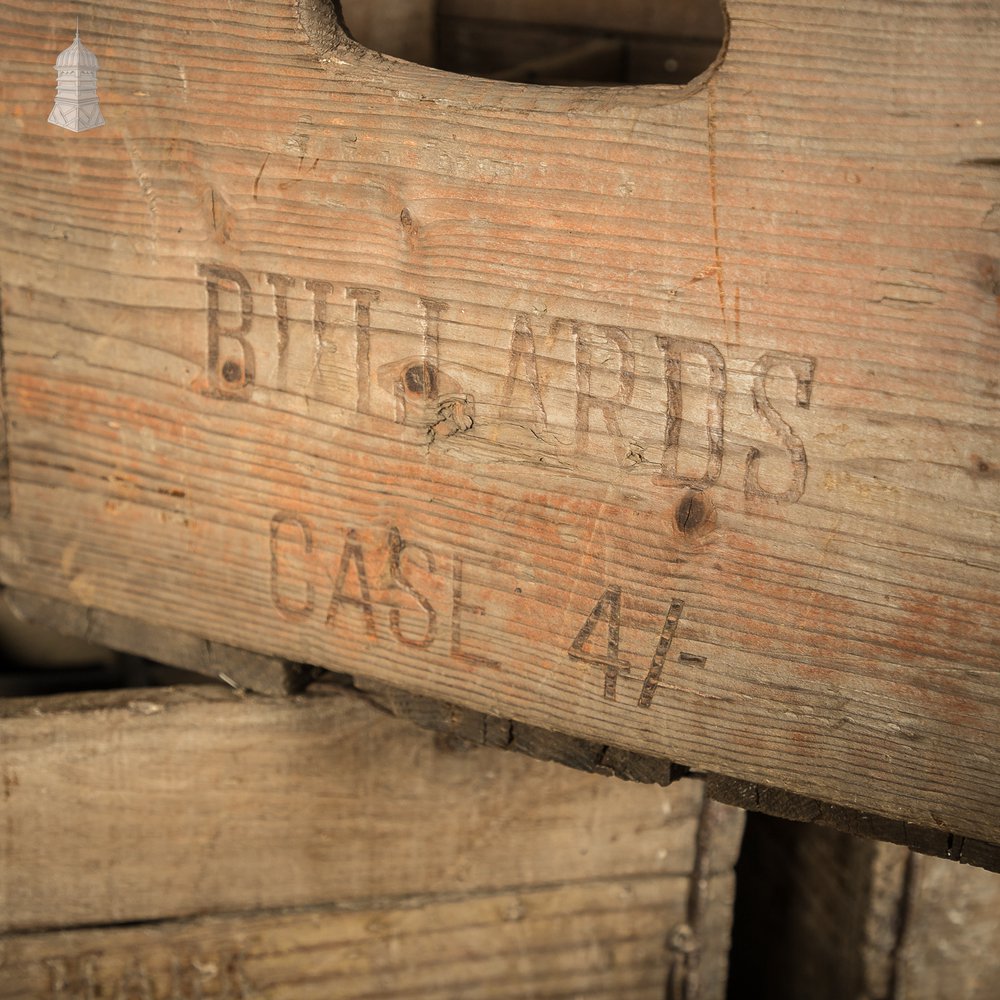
[353,677,1000,870]
[0,685,742,999]
[729,816,1000,1000]
[706,773,1000,872]
[0,877,737,1000]
[0,686,743,930]
[894,850,1000,1000]
[8,589,1000,871]
[0,0,997,852]
[5,587,690,783]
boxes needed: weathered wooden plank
[7,588,996,871]
[894,852,1000,1000]
[358,680,1000,873]
[705,774,1000,872]
[0,685,743,940]
[347,673,686,784]
[0,594,113,671]
[0,873,738,1000]
[0,0,997,852]
[5,586,688,781]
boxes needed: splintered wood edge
[5,585,998,873]
[702,777,1000,874]
[345,677,1000,874]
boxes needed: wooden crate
[0,683,744,999]
[0,0,997,864]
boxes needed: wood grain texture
[8,586,997,871]
[0,0,997,852]
[0,868,741,1000]
[894,852,1000,1000]
[6,586,688,781]
[0,685,743,953]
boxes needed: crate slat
[1,874,740,1000]
[0,685,742,961]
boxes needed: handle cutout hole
[339,0,726,86]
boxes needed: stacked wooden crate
[0,682,744,998]
[4,667,1000,997]
[0,0,998,992]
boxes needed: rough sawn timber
[0,1,997,853]
[0,685,743,999]
[0,881,734,1000]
